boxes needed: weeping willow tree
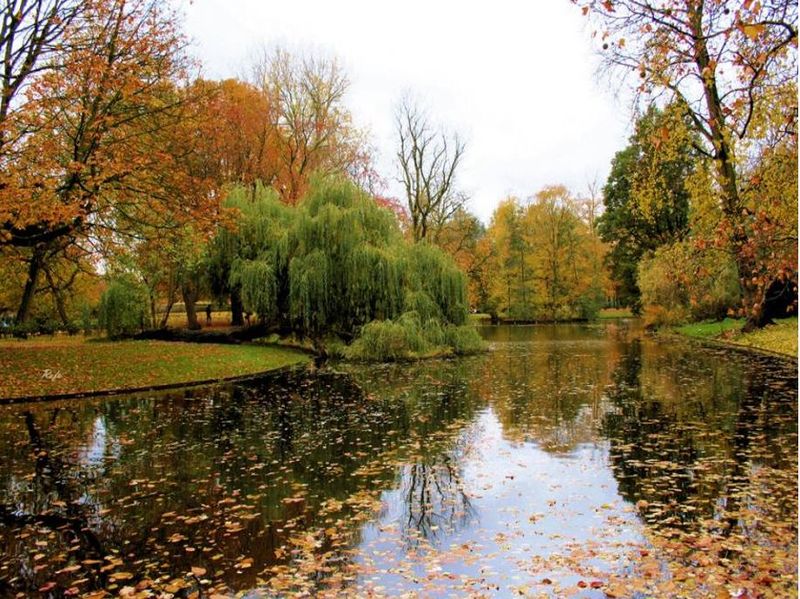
[402,243,468,326]
[206,184,292,325]
[284,178,406,339]
[216,175,478,357]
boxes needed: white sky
[181,0,632,224]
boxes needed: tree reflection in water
[599,335,797,595]
[0,324,795,598]
[399,436,478,546]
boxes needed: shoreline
[0,338,310,404]
[659,330,797,362]
[0,362,307,405]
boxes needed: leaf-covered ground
[0,337,308,399]
[675,317,798,357]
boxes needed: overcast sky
[181,0,633,224]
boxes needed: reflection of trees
[343,359,483,547]
[398,428,479,546]
[401,460,475,545]
[472,324,623,452]
[602,341,709,528]
[0,359,486,596]
[0,410,106,595]
[602,339,798,537]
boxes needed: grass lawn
[0,336,309,400]
[674,318,745,338]
[468,313,493,324]
[160,309,234,328]
[597,307,634,319]
[674,317,797,358]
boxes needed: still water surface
[0,323,796,597]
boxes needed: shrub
[638,240,740,327]
[345,313,429,361]
[98,277,149,338]
[444,324,487,355]
[641,304,690,328]
[10,320,35,338]
[80,303,95,335]
[344,311,486,362]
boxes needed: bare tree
[252,46,353,204]
[0,0,82,154]
[578,177,603,234]
[395,95,466,242]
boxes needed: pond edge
[0,362,309,406]
[658,331,798,363]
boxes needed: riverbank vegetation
[0,1,482,361]
[581,0,798,333]
[0,0,795,360]
[0,337,308,400]
[674,316,798,358]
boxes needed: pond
[0,323,796,597]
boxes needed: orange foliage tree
[576,0,797,328]
[0,0,221,322]
[433,209,492,311]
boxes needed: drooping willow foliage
[216,175,472,348]
[343,310,485,362]
[206,183,293,322]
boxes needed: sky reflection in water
[0,322,795,597]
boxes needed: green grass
[673,317,797,358]
[674,318,745,338]
[0,336,309,400]
[468,313,492,324]
[597,307,634,319]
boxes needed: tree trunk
[43,266,70,326]
[16,246,46,323]
[159,297,175,329]
[182,282,201,330]
[230,287,244,326]
[159,277,179,328]
[148,290,157,330]
[689,6,765,330]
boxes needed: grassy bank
[597,307,634,319]
[673,317,797,358]
[0,336,309,400]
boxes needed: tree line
[0,0,377,332]
[580,0,797,330]
[0,0,795,344]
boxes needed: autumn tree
[0,1,81,161]
[484,189,607,321]
[433,208,492,311]
[598,103,693,311]
[0,0,220,323]
[252,47,371,204]
[0,0,84,322]
[197,78,280,193]
[0,239,98,331]
[528,186,604,321]
[395,96,467,242]
[577,0,797,327]
[486,198,528,318]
